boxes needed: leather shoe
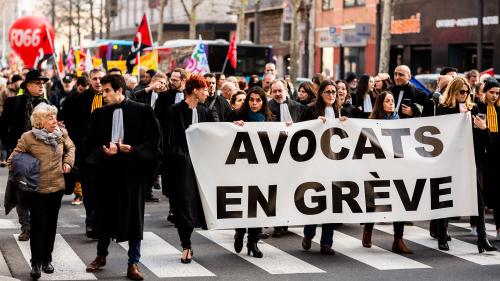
[30,263,41,280]
[145,195,160,202]
[18,230,30,241]
[320,245,335,255]
[127,263,144,280]
[42,262,54,273]
[392,237,413,254]
[302,237,312,250]
[86,256,106,272]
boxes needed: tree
[289,0,302,86]
[180,0,203,39]
[237,0,248,41]
[378,0,392,73]
[157,0,169,44]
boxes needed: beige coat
[7,129,75,194]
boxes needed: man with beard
[204,73,231,121]
[154,68,186,219]
[267,79,305,238]
[0,70,50,242]
[84,74,161,280]
[71,67,106,238]
[7,74,23,96]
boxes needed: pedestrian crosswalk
[3,224,500,280]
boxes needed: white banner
[186,113,478,230]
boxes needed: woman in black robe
[163,74,213,264]
[435,77,496,253]
[227,86,272,258]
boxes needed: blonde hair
[31,103,58,129]
[440,77,474,110]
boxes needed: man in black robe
[203,73,231,121]
[84,74,161,280]
[389,65,427,118]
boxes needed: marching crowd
[0,62,499,280]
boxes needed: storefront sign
[316,28,342,48]
[391,13,421,34]
[436,16,499,28]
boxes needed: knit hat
[483,77,500,93]
[345,72,357,83]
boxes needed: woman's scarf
[247,111,266,122]
[383,112,400,120]
[32,127,63,154]
[487,104,498,133]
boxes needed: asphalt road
[0,167,500,281]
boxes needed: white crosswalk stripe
[374,225,500,265]
[288,227,431,270]
[449,222,498,238]
[197,229,325,274]
[118,232,215,278]
[15,234,97,280]
[0,219,79,229]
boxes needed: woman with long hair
[435,77,497,253]
[299,80,347,255]
[295,81,317,106]
[336,80,360,118]
[355,75,377,118]
[361,92,413,254]
[228,86,272,258]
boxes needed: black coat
[82,99,161,242]
[436,104,490,189]
[205,94,232,122]
[477,102,500,208]
[389,83,428,118]
[163,101,213,228]
[268,98,305,122]
[0,94,48,152]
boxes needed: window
[344,0,365,7]
[322,0,333,10]
[282,23,291,41]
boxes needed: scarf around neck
[32,127,63,153]
[247,111,266,122]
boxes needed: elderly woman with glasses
[435,76,497,253]
[7,103,75,280]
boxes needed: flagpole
[45,26,62,80]
[137,51,141,83]
[145,13,158,71]
[221,56,228,74]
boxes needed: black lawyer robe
[82,99,161,242]
[268,98,305,122]
[163,101,213,228]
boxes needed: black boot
[247,243,263,258]
[42,262,54,273]
[234,232,244,253]
[477,238,497,253]
[438,239,449,251]
[31,262,41,280]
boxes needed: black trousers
[494,208,500,229]
[177,226,194,249]
[80,175,96,227]
[235,228,262,243]
[25,191,64,264]
[364,222,405,238]
[438,184,487,241]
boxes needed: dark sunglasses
[459,90,470,95]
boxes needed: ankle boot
[438,239,449,251]
[247,242,263,258]
[30,262,41,280]
[392,237,413,254]
[234,232,244,253]
[362,226,372,248]
[477,238,497,253]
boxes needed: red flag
[126,13,153,73]
[480,68,494,77]
[226,33,237,69]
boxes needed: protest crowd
[1,19,500,281]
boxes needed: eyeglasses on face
[322,90,336,95]
[30,81,46,86]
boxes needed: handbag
[10,153,40,193]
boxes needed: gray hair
[31,103,58,129]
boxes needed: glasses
[30,81,46,86]
[322,90,336,95]
[459,90,470,95]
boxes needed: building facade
[110,0,237,43]
[390,0,500,74]
[314,0,378,79]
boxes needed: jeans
[25,191,63,263]
[97,238,142,265]
[304,224,334,246]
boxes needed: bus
[154,39,273,77]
